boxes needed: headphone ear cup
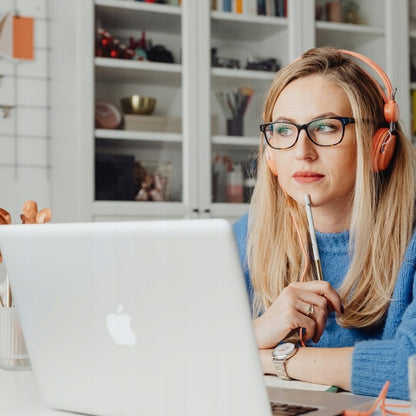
[371,127,396,172]
[266,151,278,176]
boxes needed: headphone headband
[338,49,393,103]
[337,49,399,124]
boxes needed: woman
[233,46,416,400]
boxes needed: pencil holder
[227,117,243,136]
[0,307,31,371]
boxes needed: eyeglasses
[260,116,355,150]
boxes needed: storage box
[124,115,182,133]
[124,115,218,134]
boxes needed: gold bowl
[120,96,157,115]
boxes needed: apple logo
[105,304,137,347]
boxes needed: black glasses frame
[259,116,356,150]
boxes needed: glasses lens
[308,118,344,146]
[265,122,297,149]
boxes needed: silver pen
[304,194,324,281]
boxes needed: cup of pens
[0,266,31,371]
[216,86,254,136]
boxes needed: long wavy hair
[247,47,416,328]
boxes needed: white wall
[0,0,50,223]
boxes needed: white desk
[0,369,409,415]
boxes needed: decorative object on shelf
[0,201,51,371]
[211,48,240,69]
[215,86,254,136]
[0,11,34,61]
[128,31,149,60]
[95,28,174,63]
[245,57,280,72]
[147,45,174,63]
[95,154,136,201]
[226,162,244,203]
[342,1,360,24]
[134,160,172,201]
[212,154,233,203]
[95,100,122,129]
[120,95,156,116]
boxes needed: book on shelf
[212,0,286,16]
[223,0,232,12]
[243,0,257,15]
[233,0,243,13]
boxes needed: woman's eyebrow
[270,112,341,123]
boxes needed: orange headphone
[266,49,399,175]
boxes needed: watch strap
[272,344,297,380]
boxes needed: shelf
[211,11,287,41]
[211,67,275,81]
[95,0,181,33]
[315,21,384,36]
[95,129,182,143]
[95,58,182,85]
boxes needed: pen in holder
[215,86,254,136]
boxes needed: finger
[0,209,11,224]
[35,208,52,224]
[21,200,38,224]
[289,280,344,315]
[289,312,316,343]
[297,300,327,343]
[305,302,328,343]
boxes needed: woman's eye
[275,124,294,136]
[313,120,339,134]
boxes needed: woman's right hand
[253,280,344,349]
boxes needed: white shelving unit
[48,0,411,223]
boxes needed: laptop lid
[0,219,272,416]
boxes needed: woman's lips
[293,171,324,183]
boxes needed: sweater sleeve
[232,213,254,305]
[351,234,416,400]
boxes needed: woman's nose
[295,130,318,161]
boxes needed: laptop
[0,219,374,416]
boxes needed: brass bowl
[120,96,157,115]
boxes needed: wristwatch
[272,342,297,380]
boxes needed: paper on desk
[264,375,338,392]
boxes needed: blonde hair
[248,47,416,328]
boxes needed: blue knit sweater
[233,213,416,400]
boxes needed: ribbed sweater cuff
[352,340,408,399]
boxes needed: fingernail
[341,304,345,314]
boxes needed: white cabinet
[48,0,410,223]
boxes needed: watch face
[273,342,295,359]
